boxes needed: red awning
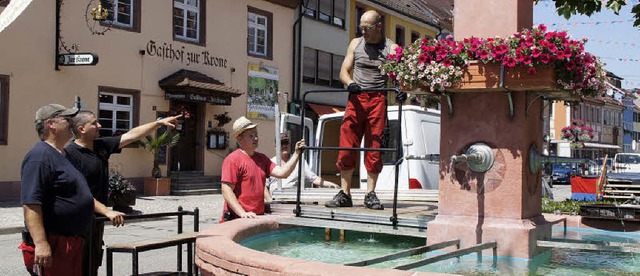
[308,103,344,116]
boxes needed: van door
[279,113,315,165]
[316,113,349,188]
[358,107,441,190]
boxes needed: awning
[583,142,621,149]
[308,103,344,116]
[159,69,243,105]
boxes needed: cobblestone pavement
[0,194,224,234]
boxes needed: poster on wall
[247,64,279,120]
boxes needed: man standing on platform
[325,10,406,210]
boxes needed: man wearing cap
[19,104,94,275]
[268,133,339,193]
[65,110,181,276]
[220,116,306,221]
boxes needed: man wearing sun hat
[220,116,306,221]
[19,104,94,275]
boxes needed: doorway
[170,101,202,172]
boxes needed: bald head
[361,10,381,24]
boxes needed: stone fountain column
[426,0,552,258]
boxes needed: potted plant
[107,170,136,213]
[214,112,231,127]
[561,119,594,149]
[381,24,608,101]
[141,129,181,196]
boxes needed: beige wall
[551,101,570,140]
[0,1,293,184]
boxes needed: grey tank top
[352,37,394,89]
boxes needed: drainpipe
[435,25,443,40]
[291,1,305,109]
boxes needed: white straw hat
[232,116,258,138]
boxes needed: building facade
[295,0,452,112]
[0,0,297,200]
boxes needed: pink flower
[531,48,541,58]
[527,67,537,75]
[477,49,489,59]
[538,24,547,32]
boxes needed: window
[302,47,344,88]
[318,0,331,22]
[305,0,345,28]
[303,0,317,17]
[302,47,317,83]
[317,51,331,86]
[173,0,206,44]
[395,25,405,47]
[0,75,8,145]
[411,31,420,44]
[98,86,140,137]
[247,7,273,59]
[354,6,364,37]
[102,0,140,32]
[331,54,342,88]
[381,120,399,164]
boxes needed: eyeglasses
[359,23,379,32]
[280,140,290,145]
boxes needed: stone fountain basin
[195,215,453,276]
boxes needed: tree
[535,0,640,27]
[141,130,181,178]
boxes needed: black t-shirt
[65,136,122,204]
[21,141,95,236]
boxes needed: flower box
[405,61,581,102]
[385,24,606,102]
[449,61,556,92]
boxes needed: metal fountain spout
[450,143,495,173]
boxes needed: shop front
[159,70,242,175]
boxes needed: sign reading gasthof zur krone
[57,53,99,66]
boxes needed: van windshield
[615,154,640,164]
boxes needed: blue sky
[534,1,640,89]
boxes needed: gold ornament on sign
[91,3,109,21]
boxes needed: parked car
[551,162,579,184]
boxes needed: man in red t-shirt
[220,116,305,221]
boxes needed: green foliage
[108,170,135,203]
[542,196,616,213]
[141,130,181,178]
[535,0,640,27]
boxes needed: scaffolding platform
[269,189,438,237]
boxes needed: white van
[613,153,640,173]
[279,105,441,191]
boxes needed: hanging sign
[57,53,99,66]
[164,91,232,105]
